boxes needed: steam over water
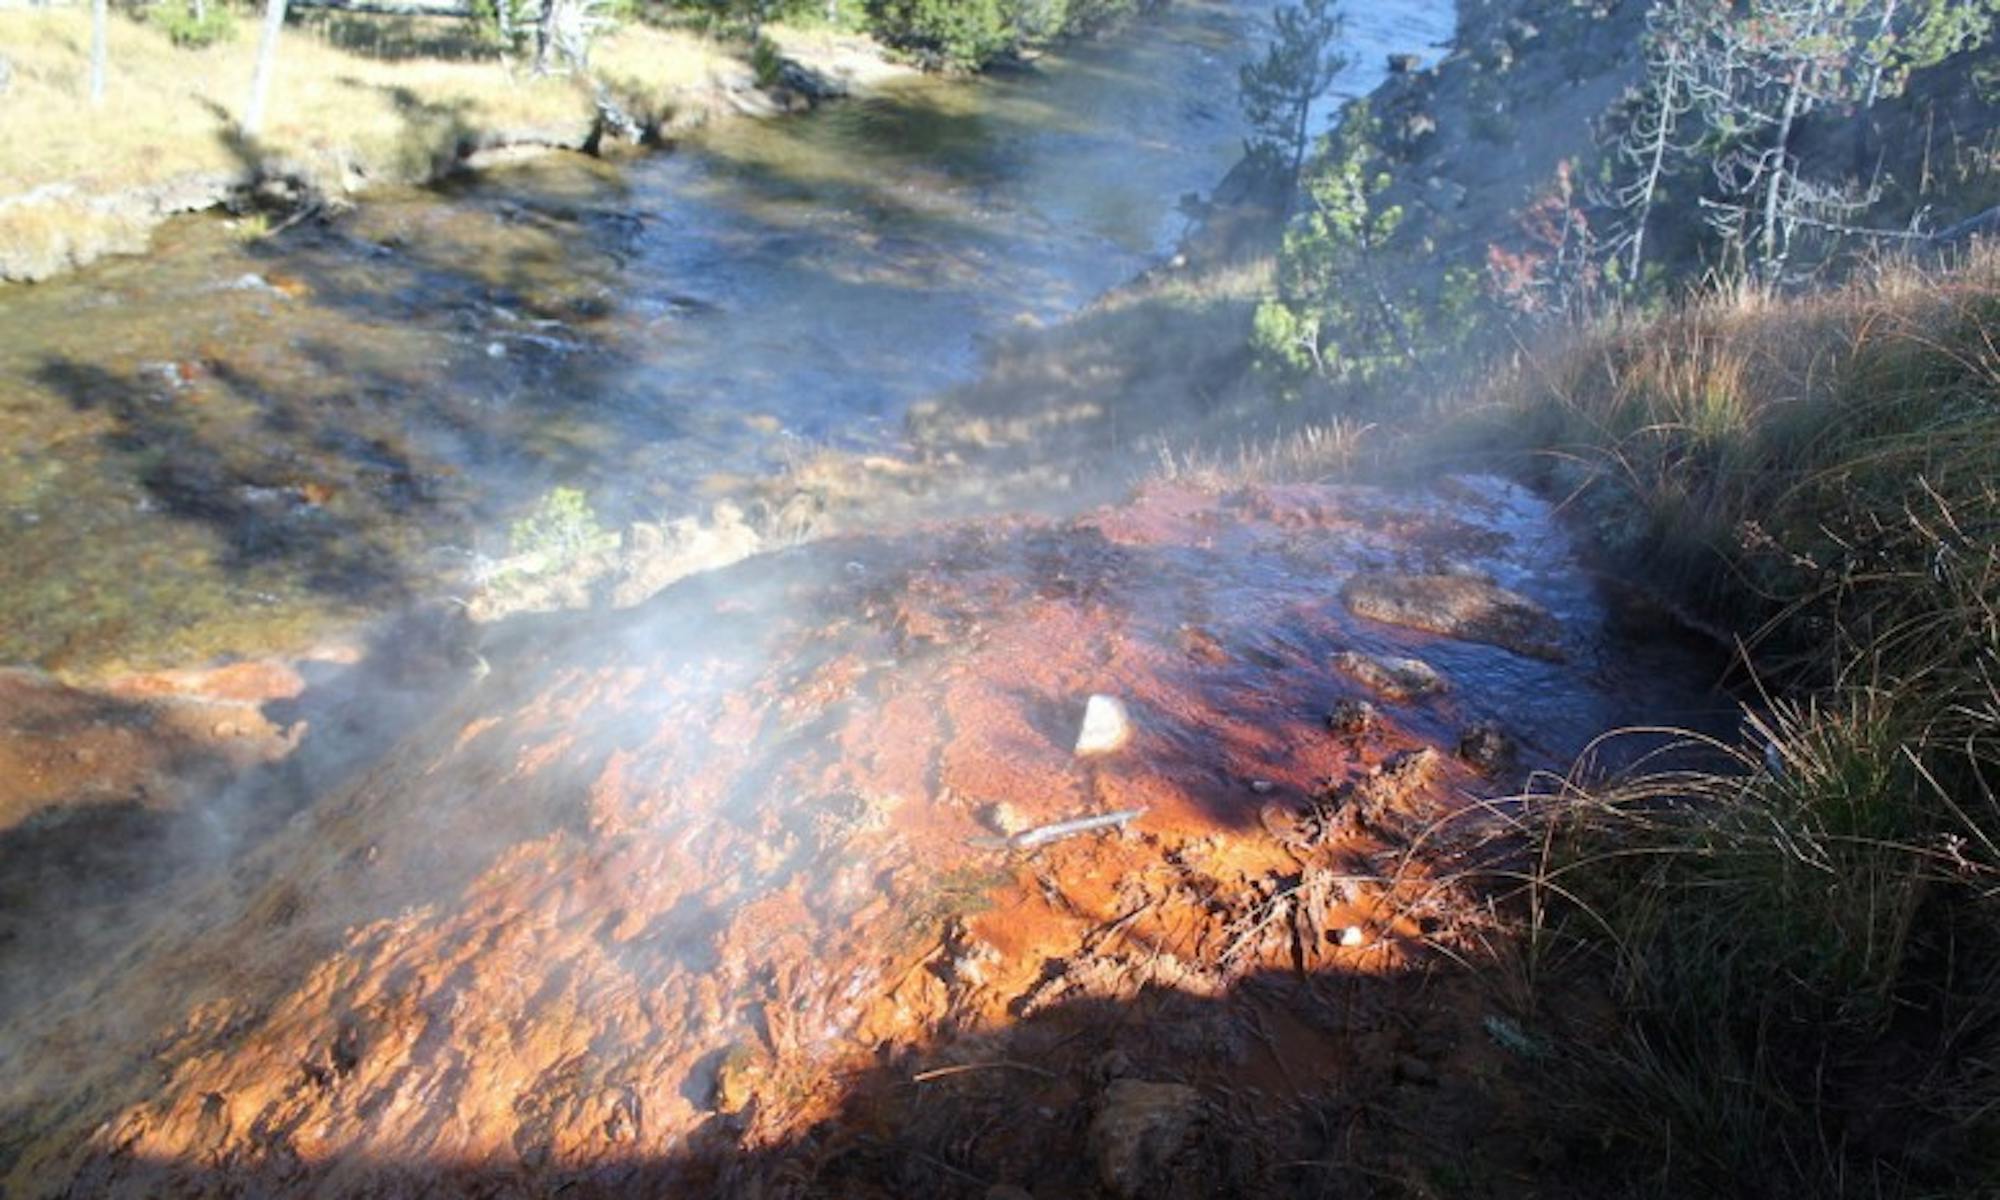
[0,474,1728,1194]
[0,6,1758,1196]
[0,0,1452,673]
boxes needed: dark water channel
[0,0,1453,674]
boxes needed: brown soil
[0,663,302,832]
[0,664,303,1023]
[0,478,1718,1197]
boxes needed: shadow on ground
[0,603,476,1018]
[53,959,1567,1199]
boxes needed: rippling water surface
[0,0,1454,672]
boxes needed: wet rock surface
[1342,571,1564,661]
[1332,649,1445,701]
[0,664,300,832]
[0,477,1722,1196]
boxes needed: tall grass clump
[150,0,237,48]
[1484,246,2000,1196]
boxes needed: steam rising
[0,3,1579,1195]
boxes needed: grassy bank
[0,8,737,279]
[1123,1,1999,1180]
[1452,248,2000,1194]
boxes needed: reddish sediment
[0,477,1713,1196]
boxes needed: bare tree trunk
[534,0,557,74]
[243,0,290,137]
[1629,140,1663,279]
[1627,48,1681,280]
[1289,93,1310,188]
[88,0,106,105]
[1758,64,1806,274]
[1854,0,1898,175]
[1862,0,1899,108]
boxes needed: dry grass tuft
[1460,245,2000,1195]
[1151,418,1374,488]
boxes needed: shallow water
[0,0,1454,674]
[0,475,1731,1193]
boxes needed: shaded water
[0,0,1453,674]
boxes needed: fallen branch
[989,806,1148,852]
[912,1060,1058,1084]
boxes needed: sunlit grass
[0,9,737,277]
[0,10,731,217]
[1461,245,2000,1194]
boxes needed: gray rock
[1075,694,1134,756]
[1342,572,1562,660]
[1089,1080,1205,1199]
[1091,1048,1135,1083]
[766,31,918,102]
[980,800,1027,836]
[1332,650,1444,701]
[1326,697,1379,736]
[1457,720,1515,773]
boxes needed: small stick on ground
[912,1060,1059,1084]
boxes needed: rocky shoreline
[0,28,915,284]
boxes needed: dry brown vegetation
[1445,246,2000,1195]
[0,10,727,195]
[1169,240,2000,1193]
[0,8,735,278]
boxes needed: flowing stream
[0,0,1454,675]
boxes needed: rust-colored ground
[0,661,305,831]
[0,479,1720,1197]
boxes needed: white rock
[1074,694,1133,756]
